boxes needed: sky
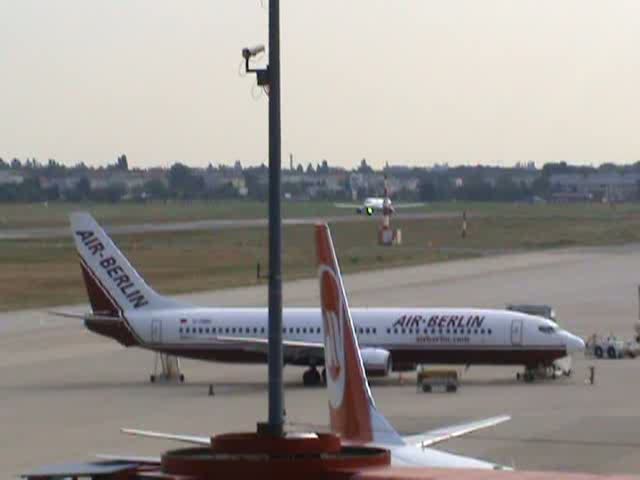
[1,0,640,169]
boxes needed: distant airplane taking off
[335,197,424,216]
[315,222,510,469]
[57,213,584,385]
[335,175,424,215]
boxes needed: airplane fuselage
[87,306,582,370]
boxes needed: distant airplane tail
[70,212,183,315]
[315,223,403,446]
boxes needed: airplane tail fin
[315,223,403,446]
[70,212,183,315]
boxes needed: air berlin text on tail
[76,230,149,309]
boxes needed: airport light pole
[266,0,284,438]
[243,0,284,437]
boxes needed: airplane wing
[402,415,511,448]
[393,202,425,209]
[213,336,323,360]
[214,335,321,349]
[121,428,210,445]
[95,454,161,464]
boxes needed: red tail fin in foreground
[315,223,374,443]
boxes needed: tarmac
[1,245,640,477]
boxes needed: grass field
[2,201,640,311]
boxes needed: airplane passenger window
[303,328,307,334]
[289,328,293,333]
[179,328,183,333]
[317,328,321,334]
[409,329,413,334]
[261,327,265,334]
[365,328,370,334]
[254,327,257,334]
[446,329,450,334]
[206,328,210,334]
[488,329,492,334]
[481,329,485,334]
[401,329,406,334]
[431,329,436,334]
[212,328,216,333]
[393,329,398,334]
[296,328,300,334]
[474,329,478,334]
[387,328,391,334]
[225,328,229,333]
[373,328,377,334]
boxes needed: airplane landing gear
[516,370,535,382]
[302,366,322,387]
[150,353,184,383]
[517,363,566,383]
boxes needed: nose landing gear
[517,362,569,383]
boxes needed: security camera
[242,45,266,60]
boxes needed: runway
[2,245,640,476]
[0,211,454,240]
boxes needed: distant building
[0,171,24,185]
[550,172,640,202]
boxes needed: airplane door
[151,319,162,344]
[511,319,523,346]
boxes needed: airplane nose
[564,332,585,353]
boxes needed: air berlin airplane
[61,213,584,385]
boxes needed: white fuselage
[99,306,584,369]
[363,197,386,209]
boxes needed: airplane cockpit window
[538,325,556,334]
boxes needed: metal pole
[267,0,284,436]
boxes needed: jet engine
[360,348,392,377]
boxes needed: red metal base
[149,432,390,480]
